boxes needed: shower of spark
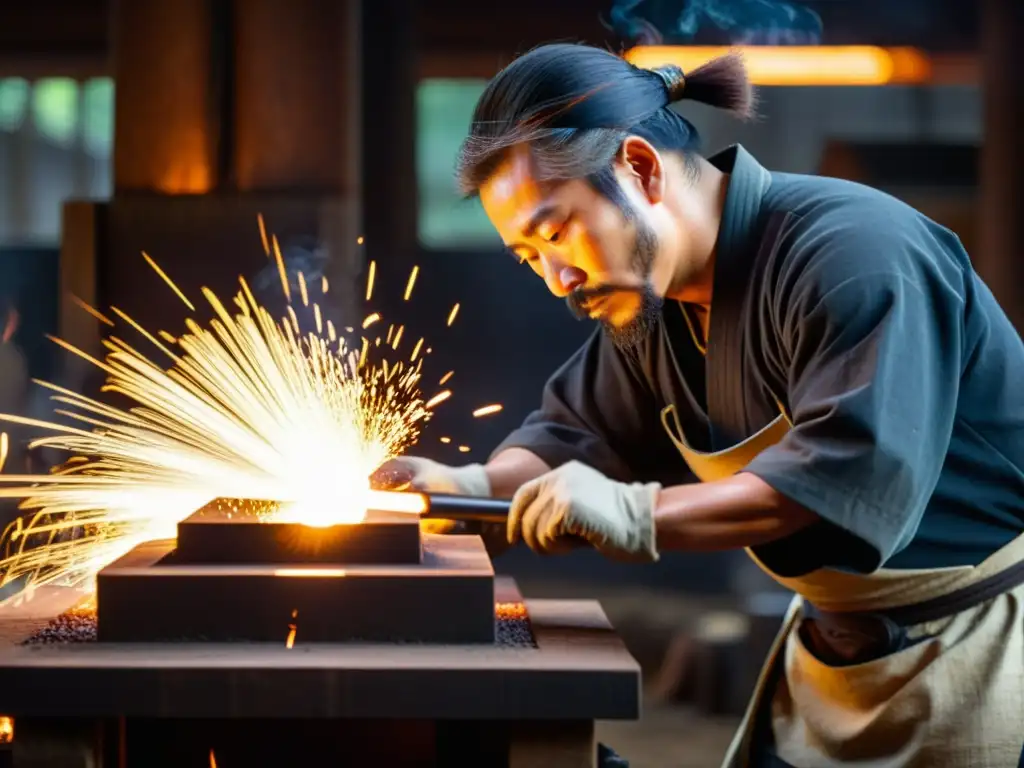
[0,245,443,593]
[0,217,498,594]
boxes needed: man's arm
[484,447,552,498]
[649,211,965,573]
[487,327,683,492]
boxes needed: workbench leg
[508,720,596,768]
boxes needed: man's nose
[541,256,586,297]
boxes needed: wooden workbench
[0,579,641,767]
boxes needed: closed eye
[506,247,536,265]
[541,216,572,244]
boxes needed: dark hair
[456,44,755,202]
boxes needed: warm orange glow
[439,370,454,385]
[458,445,471,453]
[274,568,348,577]
[157,161,212,195]
[286,622,297,649]
[0,716,12,744]
[209,749,217,768]
[625,46,932,86]
[362,312,381,329]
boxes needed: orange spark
[439,370,454,385]
[257,213,270,256]
[365,260,376,301]
[439,437,451,444]
[313,304,323,335]
[321,275,329,293]
[209,749,217,768]
[458,446,471,453]
[0,433,8,473]
[404,266,420,301]
[362,312,381,329]
[425,390,451,409]
[446,303,460,326]
[410,338,424,361]
[386,324,395,344]
[327,320,337,342]
[392,325,405,349]
[271,235,291,302]
[71,295,114,326]
[359,337,369,367]
[143,251,196,311]
[472,404,503,418]
[157,330,178,344]
[357,235,365,245]
[298,272,309,307]
[286,623,297,649]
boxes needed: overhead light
[625,46,932,86]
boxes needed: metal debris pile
[22,604,537,648]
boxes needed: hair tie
[651,65,687,102]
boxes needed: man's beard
[565,216,662,350]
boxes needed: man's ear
[617,136,666,205]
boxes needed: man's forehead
[480,147,572,234]
[482,147,544,204]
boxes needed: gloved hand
[376,456,509,556]
[507,460,661,562]
[380,456,490,497]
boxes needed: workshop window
[0,77,114,247]
[4,77,497,250]
[416,79,501,250]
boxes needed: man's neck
[664,159,729,306]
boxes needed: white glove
[388,456,490,497]
[508,461,661,562]
[381,457,501,546]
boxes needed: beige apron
[660,403,1024,768]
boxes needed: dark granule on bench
[23,604,537,648]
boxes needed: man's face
[479,144,667,349]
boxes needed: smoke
[606,0,823,46]
[251,239,342,338]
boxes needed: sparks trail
[0,260,438,593]
[0,219,489,592]
[472,404,503,418]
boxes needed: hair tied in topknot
[650,65,687,103]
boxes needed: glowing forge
[268,488,427,528]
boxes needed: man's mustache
[566,284,645,320]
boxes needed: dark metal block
[174,499,422,565]
[95,534,495,644]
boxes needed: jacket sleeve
[745,209,965,575]
[491,328,685,483]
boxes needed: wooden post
[978,0,1024,330]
